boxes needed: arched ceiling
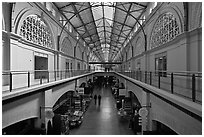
[54,2,148,62]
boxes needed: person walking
[98,95,101,106]
[94,95,97,105]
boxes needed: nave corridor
[70,86,134,135]
[2,2,202,135]
[2,74,198,135]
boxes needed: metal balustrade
[2,69,202,103]
[2,69,91,92]
[118,70,202,103]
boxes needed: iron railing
[2,69,91,92]
[118,70,202,103]
[2,69,202,103]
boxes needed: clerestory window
[150,12,180,49]
[61,37,72,55]
[20,15,53,49]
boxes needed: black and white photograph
[1,1,202,135]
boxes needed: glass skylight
[55,2,148,62]
[91,2,116,62]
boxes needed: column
[141,89,152,134]
[41,89,54,134]
[2,31,10,86]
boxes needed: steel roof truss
[71,3,98,51]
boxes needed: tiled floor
[70,86,134,135]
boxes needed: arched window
[61,37,73,55]
[135,37,143,56]
[20,15,53,49]
[150,12,180,49]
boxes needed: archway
[145,120,178,135]
[53,90,75,115]
[2,117,41,135]
[127,91,142,113]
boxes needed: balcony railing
[118,70,202,103]
[2,69,202,103]
[2,69,91,92]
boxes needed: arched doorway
[124,91,142,134]
[128,91,141,113]
[2,117,42,135]
[144,120,178,135]
[53,90,74,114]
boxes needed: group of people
[94,95,102,106]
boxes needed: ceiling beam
[89,62,122,64]
[112,3,132,61]
[71,3,102,60]
[132,2,148,8]
[58,3,73,10]
[53,3,90,50]
[120,3,147,50]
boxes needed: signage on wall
[139,108,148,117]
[45,110,54,119]
[76,87,84,95]
[119,89,126,96]
[34,52,48,58]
